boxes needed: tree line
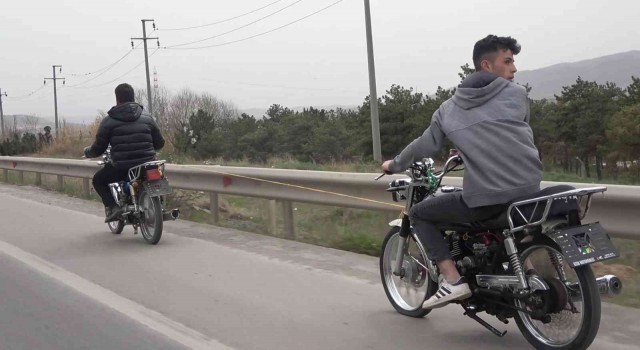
[138,67,640,181]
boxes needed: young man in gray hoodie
[381,35,542,309]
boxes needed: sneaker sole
[422,290,472,309]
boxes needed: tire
[514,238,601,350]
[138,189,163,245]
[107,220,124,234]
[380,226,437,318]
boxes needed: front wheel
[107,220,124,234]
[514,239,601,350]
[380,226,437,318]
[138,190,163,245]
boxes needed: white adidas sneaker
[422,277,472,309]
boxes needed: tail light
[146,168,163,181]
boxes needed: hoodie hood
[108,102,143,122]
[452,71,510,110]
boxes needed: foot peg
[463,307,507,337]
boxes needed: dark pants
[92,164,129,208]
[409,192,505,263]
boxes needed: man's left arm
[84,118,110,158]
[150,119,165,150]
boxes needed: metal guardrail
[1,156,638,240]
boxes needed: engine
[449,231,502,275]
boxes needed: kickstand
[463,310,507,337]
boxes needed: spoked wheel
[515,239,601,350]
[107,220,124,234]
[380,227,437,318]
[138,189,163,245]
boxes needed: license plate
[143,179,172,197]
[551,223,619,267]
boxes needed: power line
[6,84,48,101]
[65,30,156,78]
[163,0,344,50]
[161,0,285,31]
[66,43,143,87]
[78,49,160,89]
[66,49,135,77]
[164,0,304,49]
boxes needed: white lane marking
[0,239,233,350]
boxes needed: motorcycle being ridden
[378,153,622,349]
[83,83,177,244]
[92,146,179,244]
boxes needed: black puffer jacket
[85,102,165,170]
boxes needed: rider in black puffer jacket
[84,83,164,222]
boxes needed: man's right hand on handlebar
[381,160,394,175]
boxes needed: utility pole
[364,0,381,162]
[0,89,6,139]
[131,19,158,120]
[44,65,65,138]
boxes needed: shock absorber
[451,235,462,259]
[549,250,568,281]
[503,230,528,290]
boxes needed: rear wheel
[380,226,437,317]
[514,239,601,350]
[138,189,163,245]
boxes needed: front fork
[393,214,411,276]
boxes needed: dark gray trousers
[408,192,504,262]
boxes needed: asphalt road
[0,183,638,350]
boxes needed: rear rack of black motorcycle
[507,186,607,233]
[128,160,167,181]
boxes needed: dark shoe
[104,206,123,223]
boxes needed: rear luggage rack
[507,187,606,233]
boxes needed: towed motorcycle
[97,148,179,244]
[378,151,622,349]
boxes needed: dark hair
[114,83,135,103]
[472,35,521,71]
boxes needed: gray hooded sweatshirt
[388,71,542,208]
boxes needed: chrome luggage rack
[507,187,607,233]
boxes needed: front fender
[388,218,402,227]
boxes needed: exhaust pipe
[596,275,622,298]
[568,274,622,301]
[162,209,180,221]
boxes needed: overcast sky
[1,0,638,123]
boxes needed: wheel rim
[382,233,432,310]
[139,193,157,240]
[107,221,119,230]
[516,245,585,347]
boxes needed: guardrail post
[18,171,24,185]
[280,200,295,240]
[267,200,278,235]
[57,175,64,191]
[209,192,219,223]
[2,169,8,182]
[35,173,42,186]
[82,178,91,198]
